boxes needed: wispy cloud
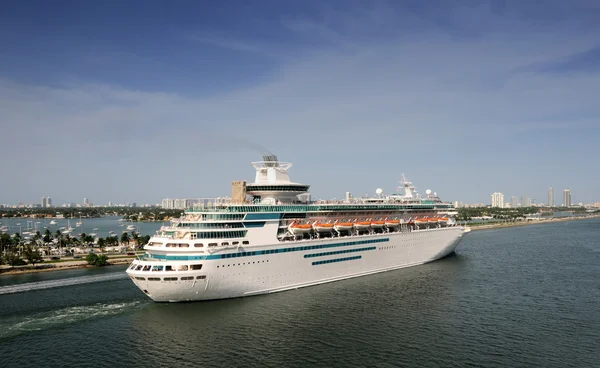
[1,1,600,204]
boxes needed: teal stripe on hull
[147,238,389,261]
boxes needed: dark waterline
[0,219,598,367]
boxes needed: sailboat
[62,220,74,234]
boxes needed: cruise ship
[127,155,468,302]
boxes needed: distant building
[511,196,518,208]
[491,192,504,208]
[161,198,175,209]
[548,187,554,207]
[108,201,112,207]
[522,196,531,207]
[41,196,52,208]
[563,189,572,207]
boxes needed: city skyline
[1,1,600,204]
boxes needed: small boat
[354,220,371,230]
[334,220,354,231]
[288,222,312,235]
[93,228,99,231]
[313,222,334,232]
[385,218,401,227]
[76,221,82,227]
[414,217,429,225]
[49,220,57,225]
[370,219,385,228]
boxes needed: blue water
[0,216,162,238]
[0,218,598,367]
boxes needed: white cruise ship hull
[128,227,465,302]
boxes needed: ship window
[142,265,151,271]
[222,242,229,246]
[242,241,250,245]
[165,265,173,271]
[163,277,178,281]
[232,241,239,245]
[181,276,194,280]
[148,277,161,281]
[151,265,164,272]
[190,233,197,240]
[208,243,218,247]
[194,243,204,247]
[135,277,145,280]
[197,275,206,280]
[177,265,188,271]
[135,265,143,271]
[191,264,202,270]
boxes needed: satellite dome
[425,189,432,195]
[376,188,383,195]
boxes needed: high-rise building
[523,196,531,207]
[491,192,504,208]
[563,189,572,207]
[511,196,518,208]
[108,201,112,207]
[83,198,89,206]
[41,196,52,208]
[548,187,554,207]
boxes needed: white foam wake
[0,273,128,295]
[0,301,143,339]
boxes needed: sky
[1,0,599,206]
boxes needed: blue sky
[1,0,599,206]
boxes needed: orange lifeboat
[385,218,401,227]
[313,222,334,232]
[334,220,354,231]
[354,220,371,230]
[288,221,313,235]
[428,217,439,223]
[370,219,385,228]
[414,217,429,225]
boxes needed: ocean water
[0,219,598,367]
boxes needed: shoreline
[0,257,134,276]
[468,215,600,231]
[2,215,598,276]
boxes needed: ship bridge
[246,155,310,204]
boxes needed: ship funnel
[263,154,279,167]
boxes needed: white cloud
[1,8,600,204]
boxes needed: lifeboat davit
[354,220,371,230]
[428,217,439,224]
[288,222,313,235]
[385,218,401,227]
[438,217,449,225]
[313,222,334,232]
[334,220,354,231]
[370,219,385,228]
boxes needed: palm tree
[43,229,52,243]
[120,232,130,247]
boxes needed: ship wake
[0,273,128,295]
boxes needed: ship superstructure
[127,155,467,302]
